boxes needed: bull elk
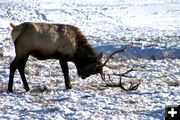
[8,22,140,92]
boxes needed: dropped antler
[100,46,140,91]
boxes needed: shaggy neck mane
[73,28,98,68]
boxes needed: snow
[0,0,180,120]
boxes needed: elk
[8,22,140,92]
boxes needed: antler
[101,46,126,67]
[100,46,140,91]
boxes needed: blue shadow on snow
[94,43,180,60]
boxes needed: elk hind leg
[8,57,18,92]
[17,56,29,91]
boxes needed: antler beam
[100,46,140,91]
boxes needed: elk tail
[10,22,25,42]
[10,23,16,29]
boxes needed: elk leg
[59,60,72,89]
[17,56,29,91]
[8,55,30,92]
[8,58,18,92]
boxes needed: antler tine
[100,73,106,82]
[100,72,114,83]
[101,68,140,91]
[117,68,140,91]
[102,46,126,67]
[118,76,140,91]
[112,67,134,77]
[118,76,130,91]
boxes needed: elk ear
[98,52,103,59]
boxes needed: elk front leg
[59,60,72,89]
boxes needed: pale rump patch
[10,23,16,28]
[10,23,24,42]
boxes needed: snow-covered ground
[0,0,180,119]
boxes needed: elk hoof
[66,85,72,89]
[25,87,30,92]
[7,88,13,93]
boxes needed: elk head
[75,45,140,91]
[76,52,103,79]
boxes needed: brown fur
[8,22,102,92]
[11,22,78,57]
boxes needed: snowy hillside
[0,0,180,120]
